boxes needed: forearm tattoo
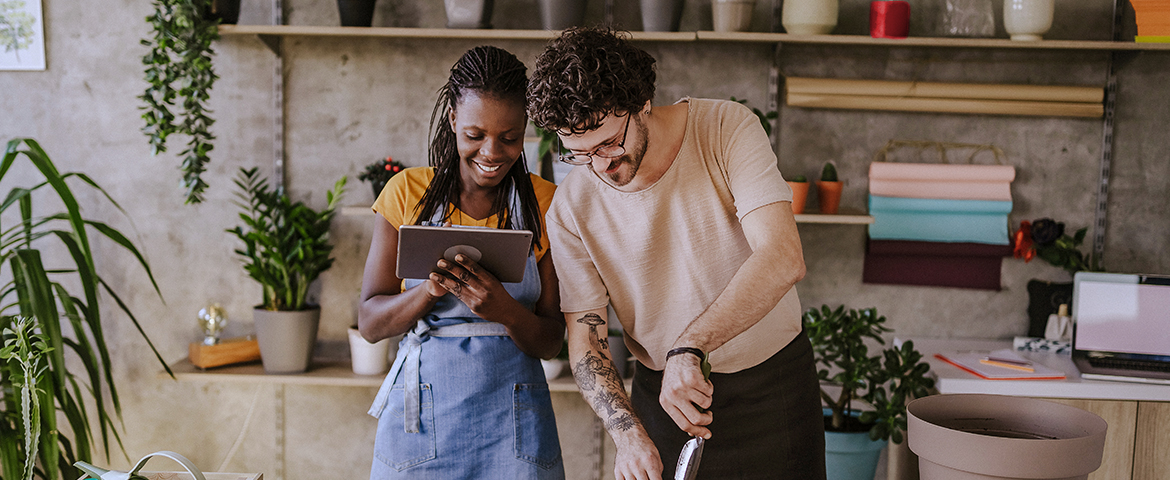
[573,313,640,433]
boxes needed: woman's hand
[429,254,511,319]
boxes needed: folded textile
[869,163,1015,201]
[863,239,1013,290]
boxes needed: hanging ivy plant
[140,0,220,204]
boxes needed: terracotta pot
[787,181,810,214]
[908,394,1106,479]
[817,180,843,214]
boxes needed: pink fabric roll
[869,162,1016,201]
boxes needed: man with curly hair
[528,26,825,479]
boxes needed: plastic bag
[942,0,995,37]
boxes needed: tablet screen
[396,225,533,283]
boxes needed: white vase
[348,327,391,376]
[782,0,839,35]
[712,0,756,32]
[540,359,566,381]
[1003,0,1053,41]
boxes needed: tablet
[397,225,533,283]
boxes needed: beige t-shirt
[546,98,802,373]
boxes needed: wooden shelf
[219,24,1170,51]
[165,357,603,393]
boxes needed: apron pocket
[513,383,562,469]
[374,384,437,471]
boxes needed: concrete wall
[0,0,1166,479]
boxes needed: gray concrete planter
[445,0,494,29]
[640,0,685,31]
[538,0,588,30]
[908,394,1107,479]
[254,307,321,374]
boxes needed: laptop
[1071,271,1170,384]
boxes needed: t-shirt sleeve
[545,195,610,314]
[718,102,793,220]
[372,167,427,229]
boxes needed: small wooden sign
[189,337,261,369]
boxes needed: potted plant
[228,167,346,374]
[787,175,809,214]
[1,317,52,480]
[357,156,405,199]
[1012,217,1102,337]
[816,161,843,214]
[803,304,935,480]
[1,138,169,480]
[141,0,222,204]
[712,0,756,32]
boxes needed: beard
[603,118,648,187]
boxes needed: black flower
[1030,218,1065,246]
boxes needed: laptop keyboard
[1087,357,1170,373]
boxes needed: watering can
[75,451,206,480]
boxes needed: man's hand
[613,434,664,480]
[659,353,714,439]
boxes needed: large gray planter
[640,0,685,31]
[254,307,321,374]
[445,0,494,29]
[908,394,1107,480]
[539,0,588,30]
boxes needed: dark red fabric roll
[863,239,1012,290]
[870,1,911,39]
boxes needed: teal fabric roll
[868,195,1011,244]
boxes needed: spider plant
[0,138,169,479]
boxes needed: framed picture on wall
[0,0,46,71]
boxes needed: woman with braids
[359,46,565,479]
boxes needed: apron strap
[367,318,510,434]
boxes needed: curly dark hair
[414,45,543,248]
[527,26,657,134]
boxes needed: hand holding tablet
[396,225,533,283]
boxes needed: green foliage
[788,175,807,182]
[228,168,346,311]
[140,0,220,204]
[820,162,838,182]
[730,97,778,138]
[803,305,935,444]
[1,317,52,480]
[0,138,169,480]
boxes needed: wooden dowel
[786,77,1104,104]
[785,93,1103,117]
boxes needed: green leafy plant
[228,167,347,311]
[1013,218,1101,274]
[820,161,839,182]
[357,156,406,197]
[803,305,935,444]
[730,97,779,137]
[0,138,168,480]
[788,175,807,182]
[1,317,52,480]
[140,0,220,204]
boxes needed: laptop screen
[1073,272,1170,358]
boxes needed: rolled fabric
[868,211,1011,244]
[869,195,1012,213]
[863,238,1012,290]
[869,162,1016,182]
[869,162,1015,200]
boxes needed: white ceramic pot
[348,327,391,376]
[540,359,567,381]
[782,0,839,35]
[1003,0,1053,41]
[908,394,1107,479]
[712,0,756,32]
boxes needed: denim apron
[368,195,564,480]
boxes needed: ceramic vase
[445,0,494,29]
[348,327,391,375]
[209,0,241,24]
[337,0,377,27]
[539,0,588,30]
[253,307,320,374]
[641,0,685,32]
[712,0,756,32]
[540,359,567,380]
[787,181,810,214]
[1003,0,1054,41]
[782,0,839,35]
[817,180,843,214]
[908,394,1107,479]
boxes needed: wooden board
[141,473,261,480]
[1133,401,1170,480]
[1040,398,1137,480]
[189,337,261,369]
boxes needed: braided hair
[414,46,543,249]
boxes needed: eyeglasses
[558,114,632,166]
